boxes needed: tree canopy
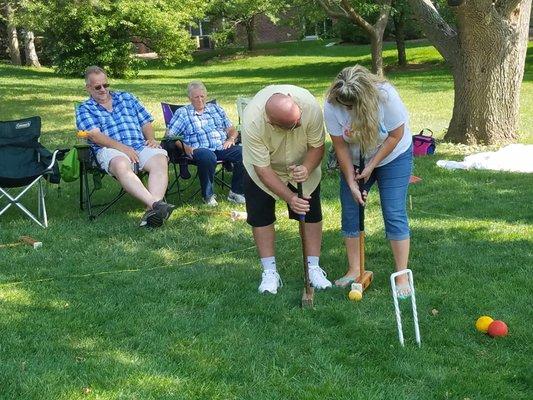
[18,0,208,77]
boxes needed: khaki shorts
[96,147,168,175]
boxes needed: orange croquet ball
[487,320,508,337]
[475,316,494,333]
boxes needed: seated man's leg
[99,148,157,208]
[215,146,245,197]
[192,148,217,201]
[138,147,169,201]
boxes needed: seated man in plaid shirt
[76,65,175,228]
[166,81,245,207]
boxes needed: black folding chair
[160,100,233,203]
[75,143,148,221]
[0,116,60,228]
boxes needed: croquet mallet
[352,153,373,293]
[297,182,314,308]
[0,236,42,250]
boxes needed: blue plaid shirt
[166,103,232,151]
[76,91,154,154]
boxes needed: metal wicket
[390,269,421,347]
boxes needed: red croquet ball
[487,320,508,337]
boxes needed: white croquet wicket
[390,269,421,347]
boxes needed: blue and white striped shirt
[76,91,153,154]
[166,103,232,151]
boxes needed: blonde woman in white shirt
[324,65,413,297]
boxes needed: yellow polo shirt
[242,85,325,198]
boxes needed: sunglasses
[93,83,110,91]
[336,96,353,108]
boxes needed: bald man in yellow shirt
[242,85,332,294]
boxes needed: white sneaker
[258,270,282,294]
[308,265,332,289]
[227,190,246,204]
[204,195,218,207]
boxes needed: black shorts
[244,171,322,227]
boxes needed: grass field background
[0,40,532,399]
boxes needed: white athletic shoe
[309,265,332,289]
[258,270,282,294]
[227,191,246,204]
[204,195,218,207]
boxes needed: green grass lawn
[0,40,532,400]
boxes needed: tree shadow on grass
[134,62,453,96]
[143,39,441,71]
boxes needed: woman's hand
[350,184,367,206]
[355,164,374,183]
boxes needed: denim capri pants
[340,146,413,240]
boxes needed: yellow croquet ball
[348,290,362,301]
[475,316,494,333]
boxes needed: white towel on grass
[437,144,533,173]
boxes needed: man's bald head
[265,93,302,130]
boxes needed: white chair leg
[39,179,48,228]
[0,177,48,228]
[38,180,42,219]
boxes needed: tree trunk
[444,1,531,144]
[393,9,407,67]
[4,3,22,66]
[317,0,391,77]
[24,30,41,67]
[245,16,255,51]
[370,33,384,77]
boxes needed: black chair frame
[76,144,145,220]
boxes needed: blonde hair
[326,65,387,154]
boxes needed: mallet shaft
[358,153,366,278]
[297,183,312,296]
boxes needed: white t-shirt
[324,82,411,167]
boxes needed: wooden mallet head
[301,286,314,308]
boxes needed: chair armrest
[164,136,184,150]
[161,138,190,163]
[55,148,70,161]
[75,144,93,164]
[44,150,60,171]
